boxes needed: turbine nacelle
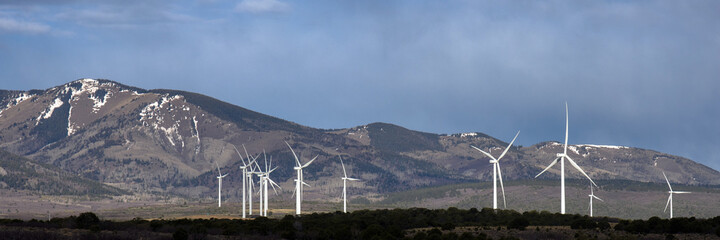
[556,153,566,158]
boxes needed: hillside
[0,149,126,196]
[0,78,718,202]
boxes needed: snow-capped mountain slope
[0,79,718,199]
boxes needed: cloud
[235,0,289,13]
[56,5,199,28]
[0,17,50,34]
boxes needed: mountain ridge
[0,79,718,200]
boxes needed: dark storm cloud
[0,0,718,170]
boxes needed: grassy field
[1,179,719,221]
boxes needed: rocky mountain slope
[0,79,718,200]
[0,149,125,196]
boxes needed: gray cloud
[0,17,49,33]
[235,0,290,13]
[0,0,718,170]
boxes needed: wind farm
[0,80,718,239]
[1,1,719,238]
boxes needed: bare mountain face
[0,79,718,199]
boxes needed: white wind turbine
[243,147,260,216]
[233,145,255,218]
[588,185,603,217]
[535,103,597,214]
[215,162,228,208]
[471,131,519,210]
[286,141,317,215]
[663,171,690,219]
[339,156,360,213]
[253,159,264,216]
[262,155,281,216]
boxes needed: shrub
[173,228,188,240]
[508,217,529,230]
[75,212,99,229]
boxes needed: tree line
[0,208,719,239]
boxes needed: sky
[1,0,719,171]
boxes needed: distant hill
[0,149,126,196]
[0,79,718,200]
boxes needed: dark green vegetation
[1,208,720,240]
[0,149,126,196]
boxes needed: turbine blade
[497,131,520,161]
[672,191,691,194]
[664,194,671,212]
[588,200,591,211]
[662,171,673,192]
[593,195,603,202]
[471,145,497,161]
[497,163,506,209]
[565,156,597,187]
[269,179,282,190]
[291,182,296,198]
[302,181,311,187]
[232,144,247,166]
[346,178,360,181]
[285,141,301,166]
[268,179,280,195]
[535,157,560,178]
[564,102,569,155]
[340,156,348,178]
[267,167,278,174]
[302,155,318,168]
[215,162,222,175]
[263,149,268,171]
[242,144,251,163]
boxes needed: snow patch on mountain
[63,78,121,135]
[578,144,628,150]
[90,91,112,113]
[0,93,34,117]
[460,132,478,138]
[138,94,190,150]
[35,98,64,125]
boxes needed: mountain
[0,79,718,200]
[0,149,126,196]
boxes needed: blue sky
[1,0,719,171]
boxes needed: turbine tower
[663,171,690,219]
[286,141,316,215]
[262,155,281,216]
[339,156,359,213]
[535,103,597,214]
[254,159,264,216]
[215,162,228,208]
[588,185,603,217]
[245,152,260,215]
[233,144,255,218]
[471,131,519,209]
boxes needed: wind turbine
[535,103,597,214]
[588,185,603,217]
[233,144,254,218]
[253,158,264,216]
[339,156,359,213]
[242,146,260,216]
[471,131,519,209]
[262,155,281,216]
[215,162,228,208]
[663,171,690,219]
[286,141,316,215]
